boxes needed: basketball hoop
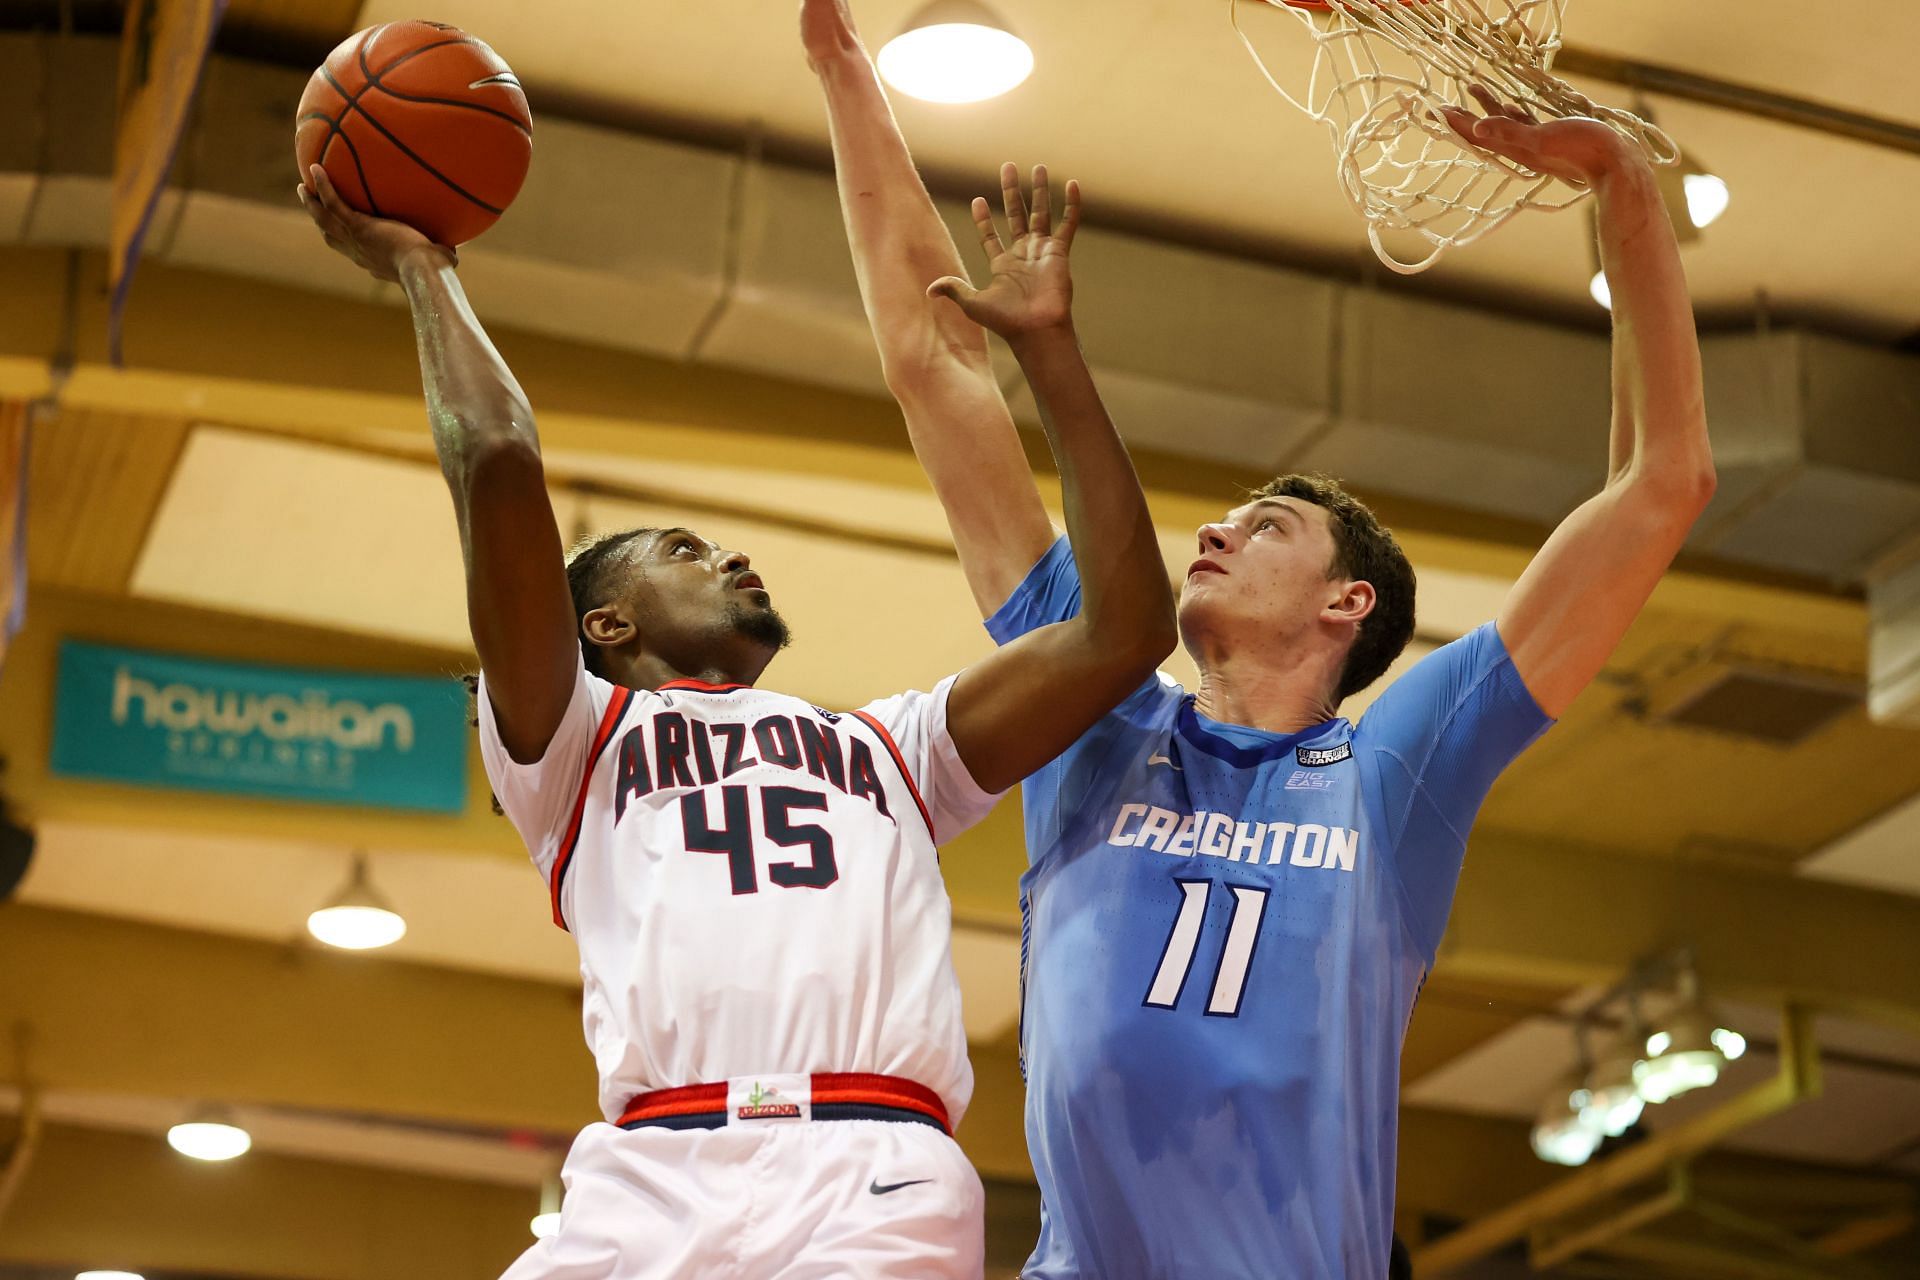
[1232,0,1678,273]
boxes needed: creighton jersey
[989,539,1552,1280]
[477,665,998,1127]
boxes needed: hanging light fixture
[1578,1021,1646,1138]
[877,0,1034,105]
[530,1173,563,1239]
[1682,170,1730,229]
[1589,269,1613,312]
[166,1104,252,1162]
[1531,1074,1602,1167]
[307,851,407,951]
[1637,965,1745,1104]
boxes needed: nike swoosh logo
[869,1178,933,1195]
[1148,754,1181,769]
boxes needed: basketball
[295,20,533,247]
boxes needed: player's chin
[730,599,793,652]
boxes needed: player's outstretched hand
[1440,86,1639,189]
[799,0,862,67]
[297,164,454,283]
[930,163,1081,341]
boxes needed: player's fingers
[1057,179,1082,248]
[1438,105,1478,141]
[1030,164,1052,239]
[1000,161,1029,240]
[300,186,347,241]
[1466,84,1501,117]
[1472,116,1528,149]
[927,275,979,307]
[308,165,350,220]
[969,196,1007,261]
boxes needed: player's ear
[1326,579,1376,627]
[581,603,638,653]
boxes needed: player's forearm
[811,43,989,380]
[1008,324,1176,664]
[397,250,542,487]
[812,39,1054,615]
[1593,160,1713,502]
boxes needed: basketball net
[1232,0,1678,273]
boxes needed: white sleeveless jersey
[477,664,999,1128]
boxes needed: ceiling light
[307,851,406,951]
[1682,172,1730,229]
[77,1273,147,1280]
[1637,1017,1739,1105]
[1589,269,1612,311]
[1580,1034,1645,1137]
[531,1172,562,1239]
[1531,1079,1602,1167]
[878,0,1033,105]
[1637,966,1744,1104]
[167,1106,251,1161]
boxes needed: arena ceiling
[3,0,1920,1276]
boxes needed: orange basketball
[295,20,533,247]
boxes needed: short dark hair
[1250,474,1415,702]
[565,528,655,676]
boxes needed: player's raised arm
[932,171,1177,793]
[299,166,577,762]
[1441,91,1716,720]
[801,0,1054,616]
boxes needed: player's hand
[1439,86,1640,189]
[930,163,1081,341]
[799,0,861,67]
[297,164,454,283]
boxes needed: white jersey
[477,664,998,1129]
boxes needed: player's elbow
[445,426,546,506]
[1098,600,1179,680]
[1622,450,1716,532]
[878,328,994,399]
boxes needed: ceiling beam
[0,905,1038,1183]
[0,1121,537,1280]
[1441,834,1920,1036]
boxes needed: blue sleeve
[983,534,1181,868]
[985,535,1080,644]
[1359,621,1552,959]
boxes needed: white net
[1232,0,1677,273]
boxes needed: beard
[727,597,792,652]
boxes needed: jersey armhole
[548,686,641,931]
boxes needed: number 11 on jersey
[1144,879,1269,1017]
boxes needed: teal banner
[50,640,468,814]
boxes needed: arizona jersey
[989,538,1552,1279]
[477,665,999,1127]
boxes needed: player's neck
[1189,645,1342,736]
[616,647,772,693]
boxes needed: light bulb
[307,853,406,950]
[307,903,407,950]
[1683,172,1730,228]
[878,2,1032,104]
[1589,269,1612,311]
[1532,1078,1603,1166]
[531,1212,562,1239]
[1712,1027,1746,1061]
[167,1118,251,1161]
[1635,1049,1721,1104]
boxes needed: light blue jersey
[987,538,1552,1279]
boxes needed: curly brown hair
[1249,474,1416,702]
